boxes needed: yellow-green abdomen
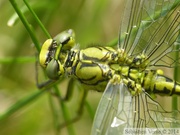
[143,70,180,96]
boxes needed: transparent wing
[140,3,180,68]
[91,81,127,135]
[147,12,180,68]
[119,0,180,68]
[91,81,180,135]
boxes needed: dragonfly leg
[62,78,76,101]
[110,74,121,84]
[123,78,142,95]
[58,79,88,129]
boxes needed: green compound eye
[54,29,75,51]
[46,59,64,80]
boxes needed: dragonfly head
[39,39,64,79]
[39,29,75,79]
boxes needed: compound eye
[62,29,75,45]
[54,29,75,50]
[39,39,53,68]
[46,59,64,80]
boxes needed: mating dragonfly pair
[39,0,180,134]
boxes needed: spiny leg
[62,78,76,101]
[58,78,88,129]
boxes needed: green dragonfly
[38,0,180,134]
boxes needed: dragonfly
[38,0,180,134]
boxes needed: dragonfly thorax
[63,46,117,91]
[62,45,147,93]
[39,29,76,80]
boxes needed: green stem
[49,94,60,135]
[0,89,47,121]
[172,32,180,111]
[9,0,41,52]
[23,0,51,39]
[85,101,94,120]
[53,85,76,135]
[0,57,35,64]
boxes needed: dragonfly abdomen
[143,70,180,96]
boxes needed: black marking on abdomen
[170,82,176,96]
[153,85,171,95]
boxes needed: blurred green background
[1,0,179,135]
[0,0,123,135]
